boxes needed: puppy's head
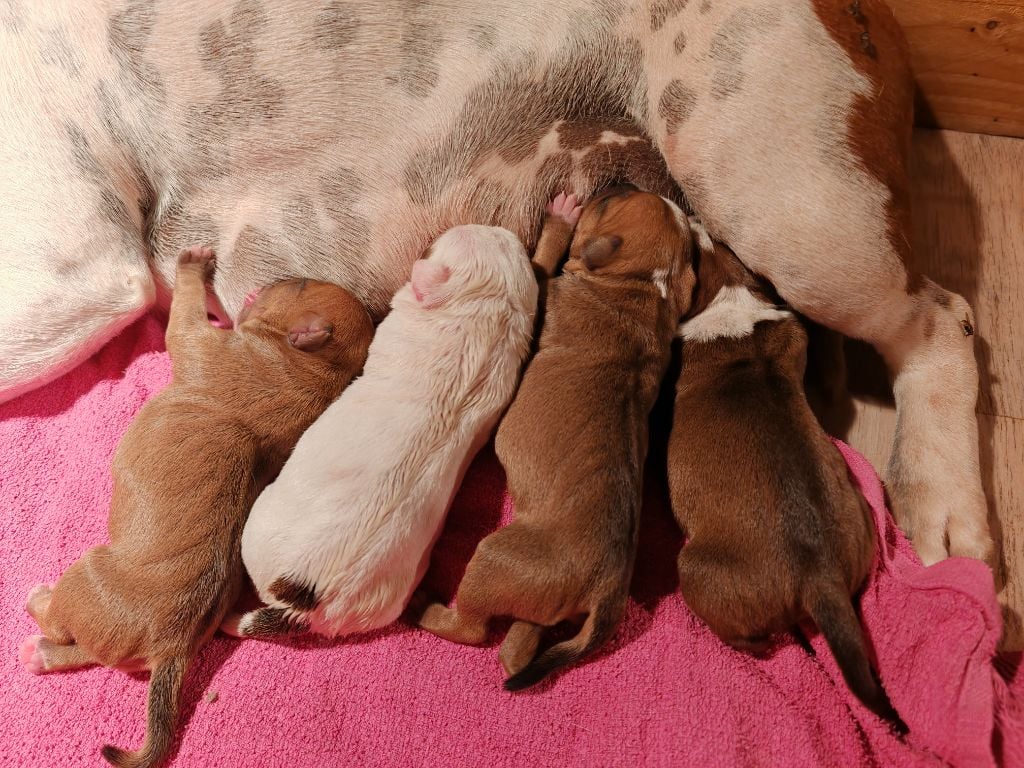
[236,279,374,372]
[403,224,536,317]
[567,185,695,315]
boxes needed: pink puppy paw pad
[19,636,45,674]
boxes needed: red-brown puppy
[419,187,694,689]
[668,224,903,728]
[20,246,373,768]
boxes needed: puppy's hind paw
[19,635,45,675]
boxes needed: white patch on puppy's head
[678,285,791,343]
[407,225,536,316]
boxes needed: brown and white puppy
[668,225,902,727]
[418,186,695,690]
[20,246,373,768]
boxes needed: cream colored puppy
[226,224,536,639]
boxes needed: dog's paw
[889,478,994,569]
[19,635,45,674]
[177,245,216,277]
[25,583,53,617]
[545,192,583,228]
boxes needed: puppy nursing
[668,227,902,725]
[20,247,373,768]
[419,187,695,689]
[231,225,537,639]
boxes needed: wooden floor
[843,128,1023,650]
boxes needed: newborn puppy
[21,247,373,768]
[419,187,695,690]
[228,225,537,639]
[668,225,903,727]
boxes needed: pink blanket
[2,315,1021,767]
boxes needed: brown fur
[418,187,695,689]
[668,239,903,727]
[23,247,373,768]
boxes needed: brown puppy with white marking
[419,187,694,689]
[668,226,902,727]
[20,246,373,768]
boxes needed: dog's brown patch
[650,0,688,32]
[107,0,166,101]
[812,0,914,280]
[313,1,361,50]
[577,136,680,201]
[268,576,319,611]
[396,5,441,98]
[401,35,644,206]
[709,8,780,100]
[658,80,697,133]
[246,607,311,637]
[187,0,286,176]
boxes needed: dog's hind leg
[418,604,490,646]
[646,0,991,565]
[499,621,544,677]
[20,636,96,674]
[0,28,155,404]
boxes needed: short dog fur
[21,246,373,768]
[229,224,537,639]
[668,226,903,727]
[418,187,695,689]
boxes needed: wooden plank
[887,0,1024,138]
[841,128,1024,650]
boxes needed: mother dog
[0,0,990,567]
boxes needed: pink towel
[1,314,1021,767]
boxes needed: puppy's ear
[410,259,452,308]
[288,312,333,351]
[580,235,622,270]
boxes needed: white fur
[652,268,668,299]
[687,217,715,254]
[239,225,537,636]
[679,285,791,343]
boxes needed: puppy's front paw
[545,192,583,228]
[177,245,216,278]
[19,635,45,675]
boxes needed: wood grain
[843,128,1024,649]
[887,0,1024,138]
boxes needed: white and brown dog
[668,224,903,728]
[0,1,990,567]
[226,224,536,638]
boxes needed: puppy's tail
[225,606,310,639]
[806,582,907,733]
[503,596,622,692]
[101,656,188,768]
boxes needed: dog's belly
[4,1,682,320]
